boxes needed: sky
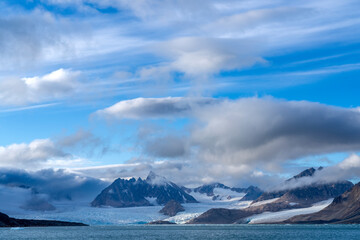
[1,0,360,189]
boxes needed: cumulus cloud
[0,68,81,105]
[0,129,107,170]
[192,98,360,170]
[95,97,219,120]
[0,139,67,169]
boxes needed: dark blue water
[1,225,360,240]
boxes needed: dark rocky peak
[287,167,316,182]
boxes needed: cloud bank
[96,97,360,186]
[0,168,107,201]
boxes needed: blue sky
[1,0,360,187]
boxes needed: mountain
[285,182,360,224]
[253,167,353,205]
[192,183,263,201]
[0,212,86,227]
[91,171,197,208]
[159,200,185,217]
[187,167,353,224]
[193,183,231,196]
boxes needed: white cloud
[146,37,266,78]
[97,97,360,177]
[0,68,81,105]
[0,139,67,169]
[272,154,360,191]
[192,98,360,170]
[95,97,219,120]
[0,129,107,170]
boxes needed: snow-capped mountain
[91,171,197,208]
[191,183,263,201]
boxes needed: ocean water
[1,225,360,240]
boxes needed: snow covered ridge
[247,199,334,224]
[90,172,263,209]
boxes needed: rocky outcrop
[159,200,185,217]
[91,172,197,208]
[0,212,87,227]
[285,183,360,224]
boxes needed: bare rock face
[159,200,185,217]
[187,208,252,224]
[285,183,360,224]
[91,171,197,208]
[0,212,86,227]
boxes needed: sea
[1,225,360,240]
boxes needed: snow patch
[247,198,333,224]
[145,197,158,206]
[212,187,246,201]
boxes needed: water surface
[1,224,360,240]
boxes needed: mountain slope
[91,172,197,208]
[187,167,353,224]
[285,182,360,224]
